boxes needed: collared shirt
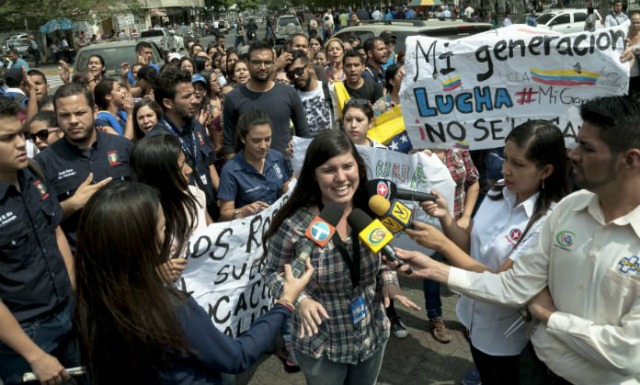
[263,206,398,364]
[35,130,133,249]
[0,168,71,325]
[217,149,290,208]
[605,12,629,28]
[448,189,640,384]
[147,118,216,206]
[457,187,549,356]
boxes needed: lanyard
[332,231,361,288]
[161,118,199,170]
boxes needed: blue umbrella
[39,18,75,34]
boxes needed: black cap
[4,68,23,88]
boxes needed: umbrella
[407,0,442,6]
[39,19,75,34]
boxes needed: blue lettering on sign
[414,86,513,117]
[310,222,331,242]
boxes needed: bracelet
[275,298,295,313]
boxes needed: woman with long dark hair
[74,182,313,385]
[130,135,212,281]
[402,120,569,385]
[94,78,134,139]
[262,130,417,385]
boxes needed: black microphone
[366,178,436,202]
[290,201,343,277]
[347,208,411,273]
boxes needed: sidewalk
[238,277,474,385]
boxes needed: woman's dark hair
[263,130,369,249]
[137,65,159,86]
[384,63,403,93]
[179,57,196,72]
[229,59,249,82]
[490,119,569,252]
[130,135,198,259]
[88,54,106,76]
[310,36,324,48]
[74,182,190,385]
[235,109,273,152]
[342,99,374,123]
[225,48,240,73]
[93,78,118,110]
[132,99,163,139]
[29,110,56,127]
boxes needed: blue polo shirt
[0,167,71,325]
[35,130,133,250]
[95,110,128,136]
[217,149,290,208]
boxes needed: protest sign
[401,24,630,150]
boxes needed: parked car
[139,28,184,51]
[175,26,200,42]
[5,33,30,56]
[535,9,603,33]
[73,40,164,78]
[274,14,303,45]
[333,19,493,53]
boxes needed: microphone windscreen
[319,201,344,227]
[347,208,373,233]
[368,195,391,217]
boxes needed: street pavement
[238,277,474,385]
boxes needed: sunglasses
[286,67,305,80]
[344,98,370,108]
[26,127,58,141]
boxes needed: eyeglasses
[344,99,370,108]
[249,59,273,67]
[286,67,305,80]
[27,127,58,141]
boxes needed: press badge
[350,296,366,324]
[198,172,208,185]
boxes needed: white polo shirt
[457,186,548,356]
[449,189,640,385]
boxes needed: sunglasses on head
[26,127,58,141]
[286,67,305,80]
[344,98,370,108]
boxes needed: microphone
[366,178,436,203]
[291,201,343,277]
[347,209,411,273]
[368,195,415,234]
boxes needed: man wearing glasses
[223,41,310,160]
[286,50,338,136]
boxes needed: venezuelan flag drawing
[454,141,470,149]
[442,76,462,92]
[530,68,600,86]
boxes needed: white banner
[185,140,457,337]
[401,24,630,150]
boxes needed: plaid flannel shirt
[262,206,397,364]
[443,149,479,219]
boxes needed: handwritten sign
[401,24,630,150]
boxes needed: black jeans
[470,344,520,385]
[519,343,573,385]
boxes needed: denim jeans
[295,342,386,385]
[422,251,444,320]
[0,301,82,385]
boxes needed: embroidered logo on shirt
[505,228,522,245]
[107,151,120,166]
[0,211,17,227]
[197,131,205,145]
[33,180,50,200]
[618,256,639,276]
[273,163,283,180]
[554,230,575,251]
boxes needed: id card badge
[350,296,366,325]
[198,172,208,186]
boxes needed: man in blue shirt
[126,41,160,86]
[0,97,79,385]
[35,83,132,251]
[6,49,29,71]
[147,67,220,215]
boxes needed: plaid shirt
[442,149,479,218]
[262,206,397,364]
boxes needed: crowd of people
[0,9,638,385]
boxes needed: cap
[379,30,397,44]
[191,73,207,86]
[168,52,182,62]
[4,68,23,87]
